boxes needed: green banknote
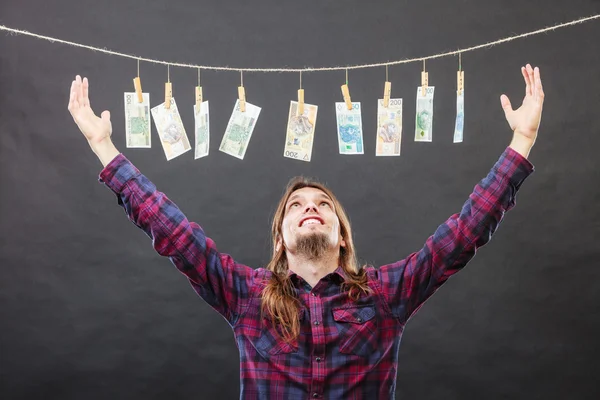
[124,92,151,148]
[193,101,210,159]
[219,99,261,160]
[415,86,435,142]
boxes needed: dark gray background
[1,1,599,399]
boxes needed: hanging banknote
[219,99,261,160]
[335,102,364,155]
[376,98,403,156]
[453,91,464,143]
[415,86,435,142]
[193,101,210,159]
[150,98,192,161]
[283,101,318,162]
[124,92,151,148]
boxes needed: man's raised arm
[373,64,544,324]
[67,75,256,326]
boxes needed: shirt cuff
[494,146,535,189]
[97,153,141,194]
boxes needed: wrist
[509,134,535,159]
[89,139,119,168]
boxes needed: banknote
[284,101,318,162]
[335,102,364,154]
[219,99,261,159]
[453,91,464,143]
[150,98,192,161]
[415,86,435,142]
[193,101,210,159]
[376,98,402,156]
[124,92,151,148]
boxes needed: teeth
[301,219,321,226]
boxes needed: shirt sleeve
[373,146,535,325]
[97,153,256,326]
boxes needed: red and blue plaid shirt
[98,146,534,399]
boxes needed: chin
[295,231,332,259]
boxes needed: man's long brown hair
[260,177,371,343]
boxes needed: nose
[304,202,318,213]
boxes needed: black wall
[1,1,599,399]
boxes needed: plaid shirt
[98,146,534,399]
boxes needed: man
[68,64,544,399]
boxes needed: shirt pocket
[332,304,380,358]
[251,309,305,358]
[254,324,298,357]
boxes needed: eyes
[288,200,331,209]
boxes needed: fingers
[534,66,544,103]
[77,75,84,106]
[82,77,90,107]
[521,66,530,97]
[73,76,82,104]
[68,75,90,114]
[68,80,76,109]
[522,64,535,97]
[68,79,80,112]
[527,64,534,97]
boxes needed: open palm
[500,64,544,143]
[67,75,112,146]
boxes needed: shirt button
[312,393,318,398]
[316,357,322,362]
[311,293,316,297]
[314,320,320,326]
[357,317,362,322]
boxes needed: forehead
[287,187,331,201]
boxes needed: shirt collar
[287,265,347,286]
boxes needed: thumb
[101,110,111,122]
[101,110,113,135]
[500,94,513,114]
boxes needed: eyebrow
[286,192,332,205]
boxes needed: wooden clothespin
[195,68,203,113]
[165,82,172,109]
[383,65,391,107]
[341,69,352,110]
[298,89,305,115]
[297,71,304,115]
[341,84,352,110]
[457,53,464,95]
[383,82,392,108]
[133,77,143,103]
[196,86,203,110]
[165,65,172,109]
[421,60,429,97]
[238,71,246,112]
[133,59,143,103]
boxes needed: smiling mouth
[299,217,324,227]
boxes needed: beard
[295,231,331,260]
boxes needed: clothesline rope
[1,14,599,72]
